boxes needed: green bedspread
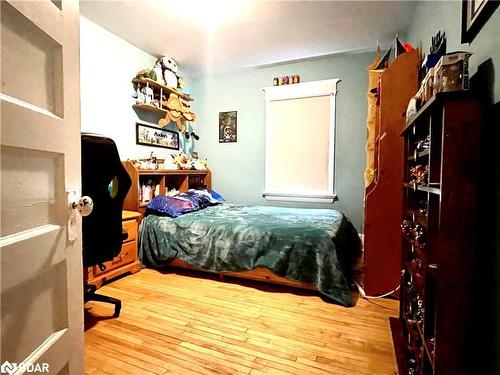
[139,204,362,306]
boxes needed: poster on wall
[219,111,237,143]
[461,0,499,43]
[136,122,179,150]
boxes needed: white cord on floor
[354,280,400,299]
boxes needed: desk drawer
[122,219,137,242]
[92,241,137,276]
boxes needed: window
[263,79,340,203]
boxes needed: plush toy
[171,152,192,170]
[134,69,155,81]
[192,158,207,171]
[152,60,165,85]
[161,56,179,88]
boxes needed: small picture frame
[136,122,179,150]
[461,0,499,43]
[219,111,237,143]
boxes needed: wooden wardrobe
[363,49,420,295]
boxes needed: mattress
[139,204,362,306]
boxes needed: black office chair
[81,133,132,317]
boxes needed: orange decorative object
[163,93,184,130]
[155,93,196,132]
[180,97,196,121]
[165,94,182,112]
[177,121,186,133]
[158,117,168,127]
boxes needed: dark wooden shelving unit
[393,91,482,375]
[403,182,441,195]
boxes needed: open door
[1,1,84,373]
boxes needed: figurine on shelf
[171,152,192,170]
[161,56,179,89]
[410,164,429,185]
[416,135,430,151]
[192,158,208,171]
[135,85,154,104]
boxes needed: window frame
[262,78,340,203]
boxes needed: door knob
[71,196,94,217]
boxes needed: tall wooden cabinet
[394,92,482,375]
[364,49,420,295]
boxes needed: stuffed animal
[161,56,179,88]
[192,158,207,171]
[152,60,165,85]
[171,152,192,170]
[135,69,155,81]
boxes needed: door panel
[1,146,64,237]
[1,231,68,363]
[1,1,64,117]
[0,0,83,373]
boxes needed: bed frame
[167,258,316,291]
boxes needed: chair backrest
[81,133,131,267]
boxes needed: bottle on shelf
[142,179,153,203]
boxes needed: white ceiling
[80,0,416,76]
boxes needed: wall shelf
[132,78,196,128]
[403,182,441,195]
[132,78,193,101]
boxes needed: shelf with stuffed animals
[132,56,196,133]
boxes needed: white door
[1,1,83,374]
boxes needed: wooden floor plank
[85,268,398,374]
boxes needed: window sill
[262,192,337,204]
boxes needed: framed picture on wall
[136,122,179,150]
[219,111,237,143]
[461,0,499,43]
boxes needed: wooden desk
[86,211,142,288]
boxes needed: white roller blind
[263,79,339,203]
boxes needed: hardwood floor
[84,269,399,375]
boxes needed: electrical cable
[354,280,400,300]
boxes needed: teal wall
[408,2,499,373]
[192,52,376,231]
[408,1,500,99]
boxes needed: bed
[139,199,362,307]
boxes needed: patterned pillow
[146,194,199,217]
[186,189,221,207]
[208,189,225,203]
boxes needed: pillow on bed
[208,189,225,203]
[146,194,199,218]
[186,189,222,207]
